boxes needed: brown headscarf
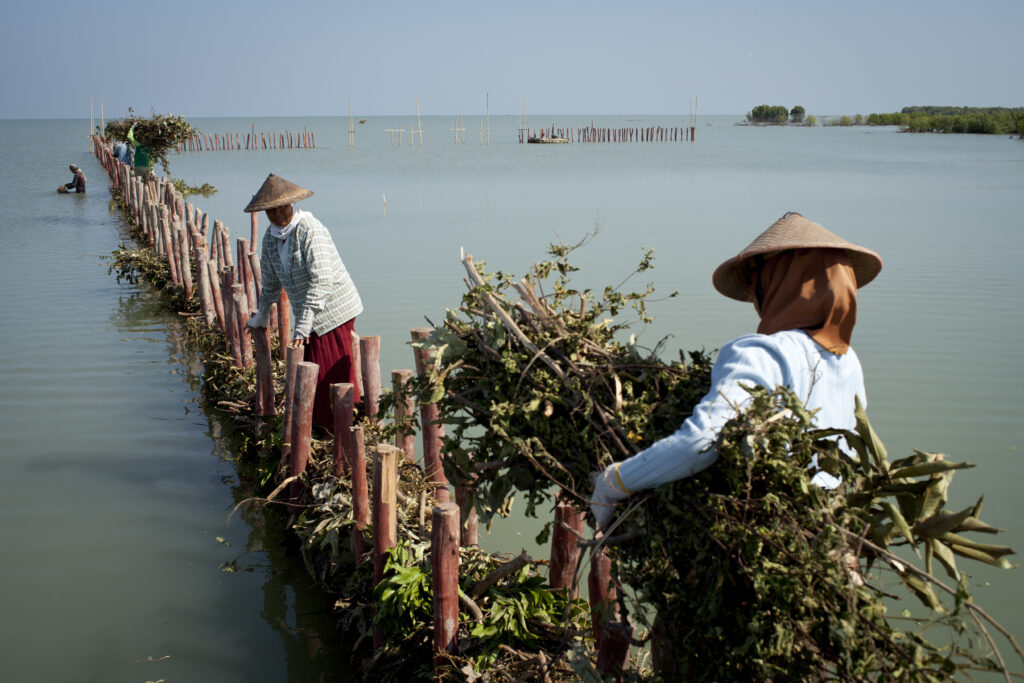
[755,248,857,355]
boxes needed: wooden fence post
[432,502,461,678]
[359,335,382,422]
[281,346,301,464]
[392,369,416,462]
[195,251,218,328]
[289,361,319,506]
[277,289,291,357]
[223,271,243,368]
[232,284,254,369]
[373,445,401,649]
[550,502,585,598]
[351,426,370,559]
[206,259,226,331]
[411,327,449,503]
[252,323,275,417]
[331,383,355,476]
[589,546,632,674]
[455,483,479,547]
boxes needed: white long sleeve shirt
[616,329,866,493]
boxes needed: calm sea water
[1,115,1021,680]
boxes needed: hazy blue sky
[2,0,1019,119]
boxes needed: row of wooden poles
[91,135,630,677]
[521,124,696,143]
[174,125,316,152]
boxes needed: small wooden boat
[527,136,569,144]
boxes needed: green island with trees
[867,106,1024,135]
[746,103,1024,136]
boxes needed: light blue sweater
[617,329,866,492]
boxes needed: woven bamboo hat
[712,212,883,302]
[243,173,313,213]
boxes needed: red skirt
[304,318,360,429]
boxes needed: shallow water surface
[1,115,1021,679]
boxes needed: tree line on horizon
[747,103,1023,136]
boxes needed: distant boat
[528,136,569,144]
[359,117,366,124]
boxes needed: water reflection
[168,320,361,682]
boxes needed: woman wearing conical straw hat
[590,212,883,527]
[245,174,363,427]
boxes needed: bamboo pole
[252,323,275,417]
[177,220,193,299]
[455,482,478,547]
[159,207,179,285]
[351,426,370,560]
[281,346,301,464]
[206,259,226,331]
[550,502,585,598]
[289,361,319,506]
[222,270,243,367]
[372,445,401,649]
[431,502,461,677]
[232,284,254,369]
[277,290,291,357]
[238,238,256,313]
[351,330,363,397]
[359,335,382,422]
[411,327,449,504]
[392,369,416,462]
[247,249,262,305]
[331,383,355,477]
[589,546,632,674]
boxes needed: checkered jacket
[255,213,362,337]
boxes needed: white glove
[589,463,632,529]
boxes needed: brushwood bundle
[103,109,197,175]
[613,387,1020,680]
[414,239,1020,679]
[414,238,711,524]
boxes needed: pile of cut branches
[612,386,1020,680]
[414,238,1020,679]
[415,236,711,525]
[103,108,197,175]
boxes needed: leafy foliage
[103,108,198,175]
[612,386,1019,681]
[866,107,1024,135]
[373,539,590,677]
[747,104,791,123]
[789,105,806,123]
[413,237,711,524]
[416,242,1019,679]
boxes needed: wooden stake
[281,346,301,464]
[550,502,585,598]
[331,383,355,477]
[411,327,449,503]
[289,361,319,505]
[392,369,416,462]
[431,502,461,676]
[372,445,401,649]
[589,546,632,674]
[206,259,226,331]
[351,426,370,559]
[252,323,275,417]
[359,335,382,422]
[277,290,291,357]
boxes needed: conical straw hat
[712,212,883,302]
[243,173,313,212]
